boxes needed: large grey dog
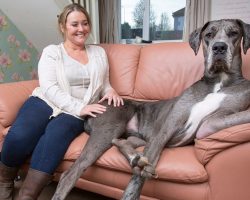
[52,19,250,200]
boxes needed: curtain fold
[71,0,86,7]
[183,0,211,41]
[98,0,120,43]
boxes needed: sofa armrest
[0,80,38,129]
[195,123,250,165]
[205,142,250,200]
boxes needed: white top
[32,43,112,119]
[61,44,90,99]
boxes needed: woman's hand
[80,104,107,118]
[99,89,124,107]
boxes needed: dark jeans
[1,96,85,174]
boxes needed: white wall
[0,0,99,52]
[3,0,249,53]
[211,0,250,24]
[0,0,70,52]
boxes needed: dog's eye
[229,31,238,37]
[205,33,212,38]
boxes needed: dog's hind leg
[51,126,125,200]
[120,131,171,200]
[121,174,146,200]
[112,136,146,167]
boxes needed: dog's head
[189,19,250,78]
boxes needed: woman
[0,4,123,200]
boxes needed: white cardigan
[32,44,112,119]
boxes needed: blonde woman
[0,4,123,200]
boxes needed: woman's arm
[99,49,123,107]
[38,46,85,116]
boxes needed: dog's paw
[141,165,157,179]
[137,156,149,167]
[130,153,141,167]
[112,138,123,146]
[132,166,141,175]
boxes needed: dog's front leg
[196,108,250,139]
[51,127,125,200]
[121,174,146,200]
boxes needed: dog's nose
[212,42,228,54]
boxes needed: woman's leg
[17,114,85,200]
[30,113,85,174]
[1,96,52,167]
[0,96,52,200]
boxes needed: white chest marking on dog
[184,92,227,136]
[214,73,228,93]
[213,83,222,93]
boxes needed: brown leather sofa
[1,43,250,200]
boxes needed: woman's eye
[82,22,89,26]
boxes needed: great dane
[52,19,250,200]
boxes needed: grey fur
[52,19,250,200]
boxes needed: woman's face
[62,10,90,46]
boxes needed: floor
[14,179,115,200]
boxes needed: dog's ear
[189,22,210,55]
[189,28,202,55]
[237,19,250,54]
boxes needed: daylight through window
[121,0,186,43]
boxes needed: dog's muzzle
[212,42,228,55]
[210,42,229,73]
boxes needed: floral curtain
[0,9,39,83]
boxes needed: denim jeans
[1,96,85,174]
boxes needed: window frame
[120,0,186,43]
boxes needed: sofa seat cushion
[63,133,208,184]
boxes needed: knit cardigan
[32,44,112,119]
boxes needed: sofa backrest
[133,42,204,100]
[0,42,250,138]
[101,42,202,100]
[102,42,250,101]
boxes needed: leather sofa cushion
[242,49,250,80]
[101,44,142,97]
[195,123,250,165]
[0,80,38,128]
[133,42,204,100]
[63,133,208,184]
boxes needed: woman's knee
[2,128,37,154]
[1,131,34,167]
[47,114,85,138]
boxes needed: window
[121,0,186,43]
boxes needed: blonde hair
[57,3,92,37]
